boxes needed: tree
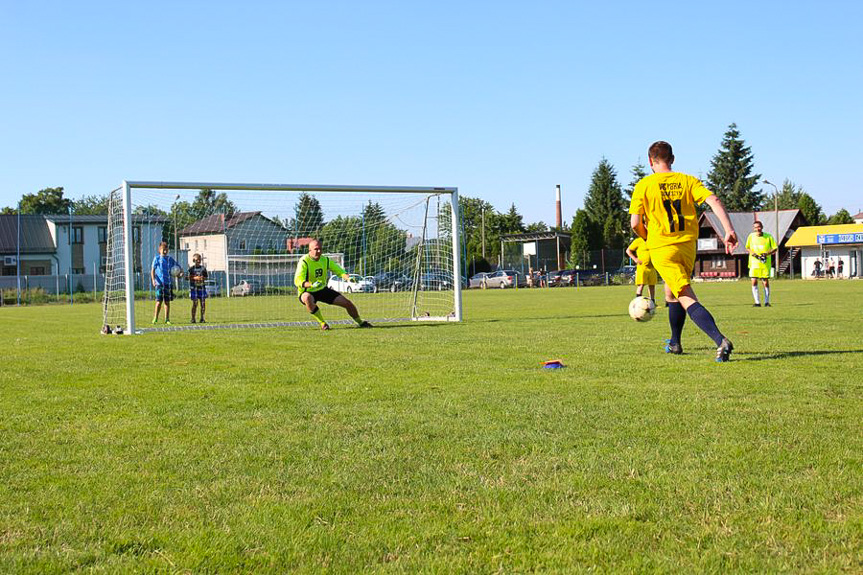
[774,179,804,209]
[191,188,237,220]
[827,208,854,225]
[320,216,363,271]
[706,123,763,211]
[293,193,324,237]
[459,196,496,272]
[569,209,600,268]
[525,221,548,233]
[19,187,71,214]
[797,193,825,225]
[499,204,525,234]
[72,194,109,215]
[583,158,626,248]
[623,161,648,203]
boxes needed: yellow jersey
[627,237,651,264]
[628,172,712,249]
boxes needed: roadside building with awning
[785,224,863,279]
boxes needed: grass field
[1,280,861,573]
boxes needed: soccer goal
[101,181,462,334]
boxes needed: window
[72,267,85,275]
[98,226,107,243]
[195,240,199,251]
[30,267,46,275]
[204,239,207,249]
[72,226,84,244]
[239,240,246,250]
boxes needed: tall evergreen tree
[623,161,648,202]
[774,179,803,209]
[499,204,525,233]
[569,209,600,267]
[293,193,324,237]
[706,123,763,211]
[583,158,626,248]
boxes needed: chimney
[555,185,562,230]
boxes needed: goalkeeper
[294,239,372,331]
[745,220,777,307]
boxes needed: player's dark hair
[753,220,763,227]
[648,141,674,164]
[159,241,168,249]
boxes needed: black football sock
[686,302,725,346]
[668,301,686,345]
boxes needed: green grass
[1,281,861,573]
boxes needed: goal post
[102,181,462,334]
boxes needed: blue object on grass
[542,359,565,369]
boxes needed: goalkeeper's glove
[347,276,357,283]
[311,280,324,290]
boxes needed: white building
[785,224,863,279]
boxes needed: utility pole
[481,205,486,260]
[763,180,780,276]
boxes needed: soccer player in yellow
[629,141,739,361]
[625,235,657,303]
[745,220,777,307]
[294,238,372,331]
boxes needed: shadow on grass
[738,349,863,361]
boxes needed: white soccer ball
[170,265,182,278]
[628,296,656,322]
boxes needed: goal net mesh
[102,185,460,333]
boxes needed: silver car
[469,272,491,288]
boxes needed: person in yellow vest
[294,239,372,331]
[625,236,657,304]
[745,220,777,307]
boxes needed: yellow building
[785,224,863,278]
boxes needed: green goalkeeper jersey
[294,254,347,295]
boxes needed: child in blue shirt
[151,241,183,324]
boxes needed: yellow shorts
[636,263,657,286]
[749,259,771,279]
[649,241,696,297]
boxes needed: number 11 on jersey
[662,199,685,233]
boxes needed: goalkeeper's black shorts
[299,286,340,305]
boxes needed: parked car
[469,272,492,288]
[485,269,526,289]
[614,265,637,283]
[546,270,564,287]
[231,279,262,297]
[570,269,605,286]
[420,272,454,291]
[203,279,222,297]
[558,269,577,287]
[373,271,413,292]
[327,273,375,293]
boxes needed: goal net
[102,182,462,334]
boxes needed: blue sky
[2,1,861,224]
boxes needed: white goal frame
[114,180,462,334]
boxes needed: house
[178,212,289,272]
[785,224,863,279]
[0,215,57,277]
[696,209,807,279]
[0,213,166,293]
[853,211,863,225]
